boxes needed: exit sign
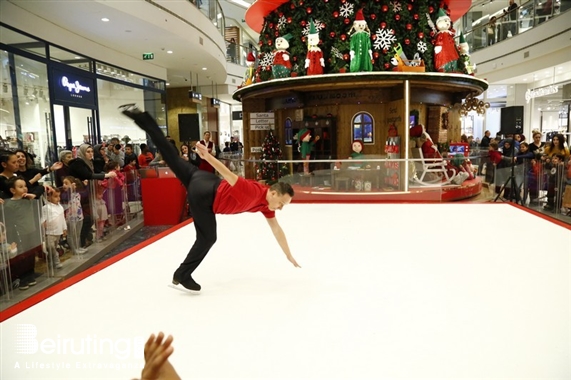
[142,53,154,60]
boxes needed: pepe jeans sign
[52,68,96,107]
[525,85,559,104]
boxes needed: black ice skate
[171,272,201,292]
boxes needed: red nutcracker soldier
[433,8,459,73]
[305,19,324,76]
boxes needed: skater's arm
[195,143,239,186]
[266,217,300,268]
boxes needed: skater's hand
[287,254,301,268]
[139,332,181,380]
[195,142,209,159]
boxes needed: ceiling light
[166,82,170,86]
[101,17,110,22]
[523,78,527,81]
[167,50,173,54]
[202,67,207,70]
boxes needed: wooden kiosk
[233,72,487,194]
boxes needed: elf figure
[349,9,373,73]
[242,52,256,87]
[273,34,293,79]
[297,128,320,174]
[433,8,459,73]
[305,19,324,76]
[349,140,364,159]
[457,32,475,75]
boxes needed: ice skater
[121,105,300,292]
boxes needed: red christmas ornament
[371,34,377,40]
[330,31,336,38]
[370,14,376,20]
[382,4,388,12]
[287,17,292,23]
[341,0,346,3]
[418,31,424,39]
[384,62,391,69]
[299,0,303,5]
[406,23,412,31]
[328,58,332,63]
[275,31,279,37]
[301,36,306,43]
[383,48,388,54]
[268,41,273,46]
[430,30,435,37]
[373,51,379,59]
[407,4,413,11]
[413,13,419,20]
[429,6,434,13]
[404,38,410,45]
[269,23,274,29]
[380,21,387,29]
[259,41,263,46]
[340,34,347,41]
[343,53,349,60]
[344,18,350,25]
[265,34,269,38]
[395,14,401,21]
[279,12,283,17]
[290,3,295,9]
[301,20,306,27]
[293,56,297,62]
[324,0,328,3]
[307,7,312,14]
[333,11,339,18]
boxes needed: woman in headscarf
[93,144,108,174]
[68,144,116,249]
[54,149,73,187]
[68,144,116,182]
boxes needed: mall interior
[0,0,570,310]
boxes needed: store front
[527,82,571,142]
[0,23,166,165]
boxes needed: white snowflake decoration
[373,28,396,50]
[340,3,354,18]
[391,1,402,13]
[302,19,325,36]
[331,46,344,59]
[260,52,275,69]
[417,41,428,53]
[277,16,287,30]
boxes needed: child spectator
[138,143,154,168]
[93,186,108,241]
[41,188,67,270]
[61,176,86,254]
[124,144,139,169]
[102,160,125,226]
[124,156,140,202]
[544,154,565,212]
[515,142,535,204]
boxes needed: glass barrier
[460,0,569,54]
[1,198,43,298]
[190,0,225,36]
[0,203,14,301]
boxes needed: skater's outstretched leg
[121,105,194,187]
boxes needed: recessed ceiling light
[510,85,513,88]
[166,82,170,86]
[75,56,81,59]
[523,78,527,81]
[167,50,173,54]
[101,17,110,22]
[202,67,207,70]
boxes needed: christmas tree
[256,131,289,184]
[255,0,459,81]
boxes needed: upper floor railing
[458,0,570,53]
[187,0,226,38]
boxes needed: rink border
[0,219,194,323]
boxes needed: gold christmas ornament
[458,93,490,116]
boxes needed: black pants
[134,112,221,280]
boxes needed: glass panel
[0,203,15,301]
[0,25,47,58]
[95,63,164,90]
[14,54,51,167]
[97,79,148,147]
[1,50,17,151]
[49,46,91,72]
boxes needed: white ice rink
[1,203,570,379]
